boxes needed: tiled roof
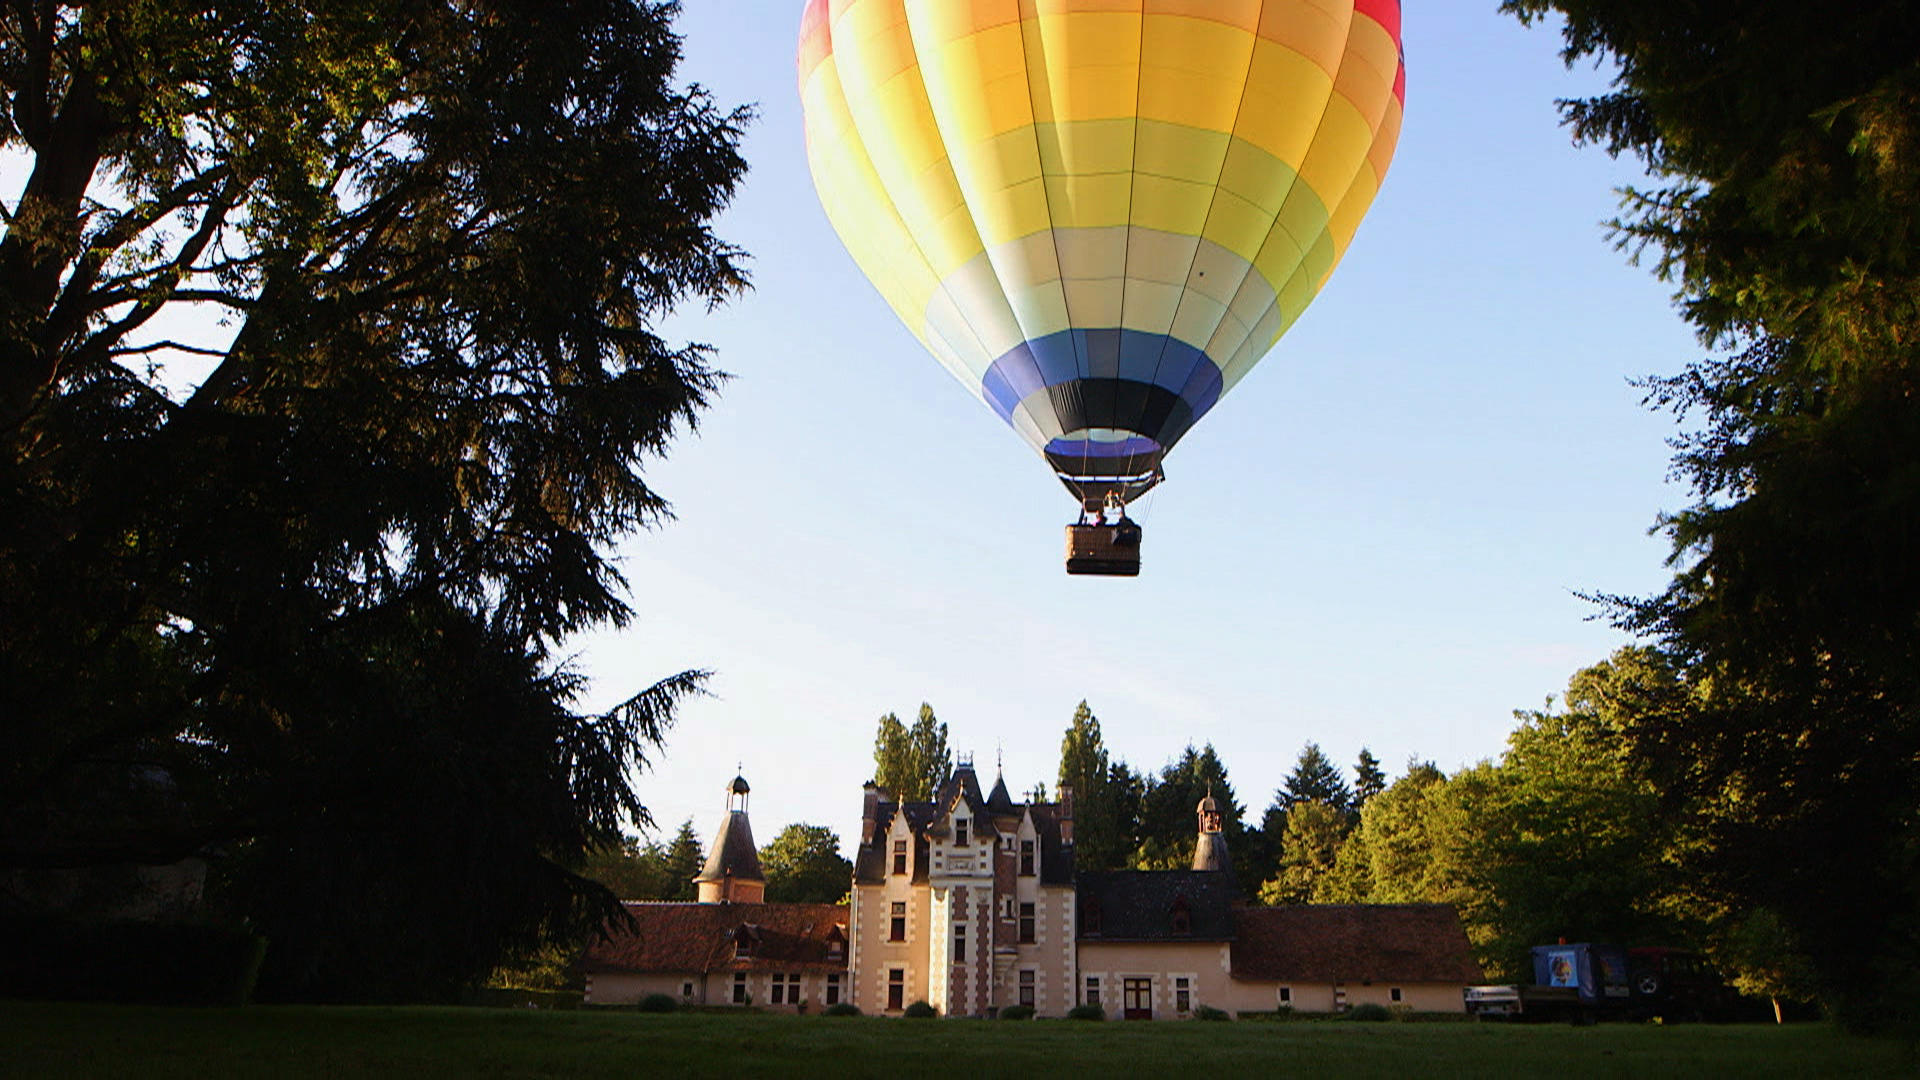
[582,902,848,975]
[1076,870,1236,941]
[1230,904,1483,984]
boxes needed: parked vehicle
[1465,943,1739,1023]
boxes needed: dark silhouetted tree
[1353,749,1387,811]
[0,0,749,1001]
[659,820,705,903]
[1507,0,1920,1030]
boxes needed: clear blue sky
[578,2,1697,854]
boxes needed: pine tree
[1505,0,1920,1029]
[1353,749,1387,810]
[660,821,705,902]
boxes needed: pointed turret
[1191,788,1230,872]
[695,773,765,903]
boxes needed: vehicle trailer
[1465,943,1631,1022]
[1467,943,1743,1022]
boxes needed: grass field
[3,1002,1914,1079]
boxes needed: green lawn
[2,1003,1913,1079]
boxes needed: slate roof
[984,774,1017,815]
[1191,831,1230,873]
[1076,870,1238,941]
[932,767,986,817]
[694,810,763,884]
[582,902,848,975]
[854,763,1073,885]
[1028,804,1075,886]
[1230,904,1483,984]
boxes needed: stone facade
[586,768,1483,1018]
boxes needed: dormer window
[954,818,968,847]
[892,839,907,875]
[734,927,756,958]
[1170,899,1192,936]
[1082,900,1103,936]
[1019,839,1035,876]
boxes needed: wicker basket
[1064,522,1142,576]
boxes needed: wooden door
[1123,978,1153,1020]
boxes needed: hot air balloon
[798,0,1404,574]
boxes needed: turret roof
[694,809,763,884]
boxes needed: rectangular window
[681,981,693,998]
[1278,986,1292,1005]
[1018,969,1035,1008]
[1176,977,1190,1014]
[732,972,748,1005]
[1019,839,1035,876]
[892,839,908,875]
[890,901,906,942]
[955,819,968,846]
[826,974,842,1005]
[771,974,788,1006]
[1019,902,1035,944]
[952,923,967,965]
[1390,987,1403,1004]
[786,974,802,1005]
[1084,976,1101,1007]
[888,969,905,1011]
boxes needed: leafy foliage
[1258,800,1346,906]
[759,824,852,904]
[1055,701,1134,871]
[872,704,951,803]
[1505,0,1920,1031]
[0,0,747,1002]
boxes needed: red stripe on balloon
[1353,0,1401,43]
[797,0,833,85]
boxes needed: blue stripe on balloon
[981,329,1224,424]
[1045,435,1163,459]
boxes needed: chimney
[1058,783,1074,846]
[861,781,881,846]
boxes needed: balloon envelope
[799,0,1404,507]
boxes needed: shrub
[823,1002,862,1017]
[0,917,266,1006]
[1193,1004,1231,1021]
[903,1000,938,1019]
[997,1004,1035,1021]
[638,993,677,1013]
[1066,1004,1105,1021]
[1344,1003,1392,1022]
[1236,1008,1299,1022]
[465,987,583,1010]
